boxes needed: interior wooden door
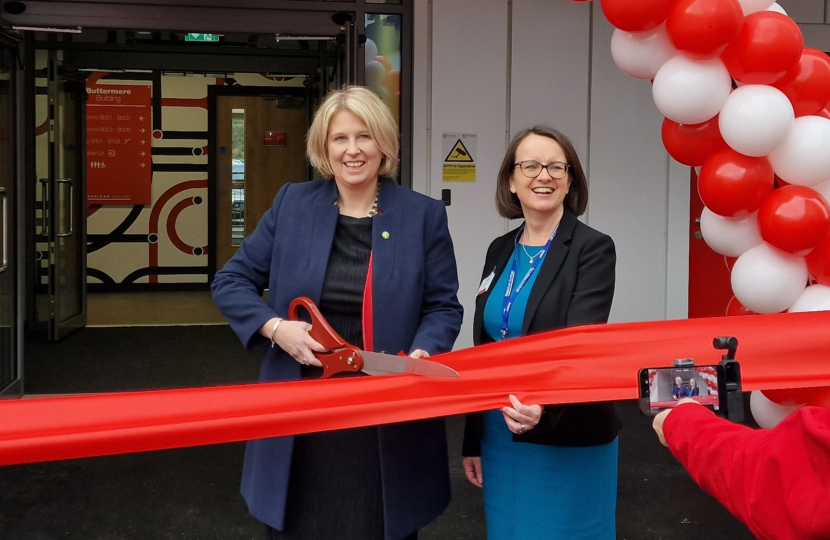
[215,94,309,270]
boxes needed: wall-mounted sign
[185,33,219,42]
[442,133,476,182]
[264,131,286,147]
[86,84,152,205]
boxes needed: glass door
[43,58,87,340]
[0,39,20,396]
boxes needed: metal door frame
[0,30,22,397]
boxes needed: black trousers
[267,526,417,540]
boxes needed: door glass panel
[366,12,402,178]
[52,72,85,334]
[0,44,17,393]
[231,108,245,246]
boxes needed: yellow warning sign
[445,139,474,162]
[442,133,476,182]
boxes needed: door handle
[57,178,74,237]
[0,187,7,273]
[38,178,50,236]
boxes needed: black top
[278,214,385,540]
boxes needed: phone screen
[639,366,724,416]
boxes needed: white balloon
[653,56,733,124]
[364,38,378,63]
[769,116,830,187]
[766,3,787,15]
[812,178,830,203]
[700,208,764,257]
[731,243,808,313]
[750,390,802,428]
[365,60,386,87]
[739,0,775,15]
[788,284,830,312]
[719,85,794,157]
[611,25,677,81]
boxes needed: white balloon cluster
[605,0,830,425]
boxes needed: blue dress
[481,244,618,540]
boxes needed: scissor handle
[288,297,349,351]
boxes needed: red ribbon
[2,311,830,466]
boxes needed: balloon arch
[573,0,830,424]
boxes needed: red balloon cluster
[602,0,830,416]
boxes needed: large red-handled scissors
[288,297,459,379]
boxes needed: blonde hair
[306,86,399,178]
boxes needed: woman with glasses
[461,126,618,539]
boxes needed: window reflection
[365,13,402,179]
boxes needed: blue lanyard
[500,224,558,340]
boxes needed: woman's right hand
[462,456,483,488]
[262,319,326,367]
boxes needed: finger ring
[300,358,309,365]
[519,423,526,433]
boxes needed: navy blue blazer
[462,209,619,455]
[211,178,463,539]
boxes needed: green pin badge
[382,231,390,240]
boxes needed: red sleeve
[663,404,830,540]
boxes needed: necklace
[521,244,545,264]
[335,182,380,217]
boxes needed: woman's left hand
[409,349,430,360]
[502,394,543,435]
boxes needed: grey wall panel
[509,0,591,153]
[777,0,824,24]
[588,9,672,323]
[429,0,509,350]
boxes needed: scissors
[288,297,459,379]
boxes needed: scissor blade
[360,351,459,378]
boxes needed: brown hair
[495,126,589,219]
[306,86,399,179]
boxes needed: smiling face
[327,109,383,190]
[509,134,571,222]
[689,379,696,388]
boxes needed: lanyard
[500,224,558,340]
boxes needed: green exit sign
[185,33,219,42]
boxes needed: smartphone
[638,365,728,416]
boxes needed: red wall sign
[86,84,152,205]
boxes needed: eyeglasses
[514,160,570,179]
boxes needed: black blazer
[462,209,619,456]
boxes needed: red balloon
[772,48,830,117]
[600,0,673,32]
[666,0,743,58]
[758,185,830,255]
[806,231,830,286]
[661,115,729,166]
[816,107,830,120]
[697,149,775,217]
[726,294,757,316]
[763,387,826,406]
[721,12,804,85]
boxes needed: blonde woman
[212,87,463,540]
